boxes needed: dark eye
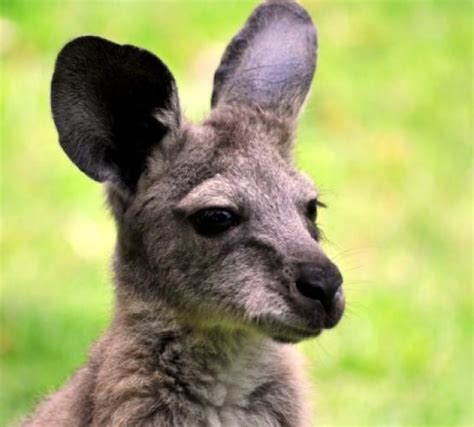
[189,208,240,237]
[306,199,317,222]
[306,199,325,222]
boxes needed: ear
[51,36,180,191]
[211,0,316,120]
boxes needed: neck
[88,285,302,425]
[106,256,279,410]
[112,289,269,380]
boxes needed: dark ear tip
[58,34,109,48]
[52,35,119,93]
[54,35,118,66]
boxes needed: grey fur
[25,2,344,426]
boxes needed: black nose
[295,262,343,310]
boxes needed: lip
[270,322,322,343]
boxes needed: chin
[270,328,323,344]
[252,314,323,344]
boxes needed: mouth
[259,285,345,343]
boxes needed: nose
[295,261,343,311]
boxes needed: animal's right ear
[51,36,180,192]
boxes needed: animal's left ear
[211,0,317,121]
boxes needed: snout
[290,260,345,330]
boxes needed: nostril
[295,279,334,310]
[294,263,343,310]
[295,278,325,302]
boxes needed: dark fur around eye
[189,208,241,237]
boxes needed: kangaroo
[25,1,345,426]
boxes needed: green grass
[1,0,472,425]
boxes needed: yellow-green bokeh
[1,0,472,425]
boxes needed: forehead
[218,143,315,200]
[143,106,317,205]
[174,110,317,207]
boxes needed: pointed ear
[211,1,316,120]
[51,36,180,191]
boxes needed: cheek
[141,221,290,313]
[143,223,222,289]
[199,250,288,308]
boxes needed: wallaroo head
[51,1,344,343]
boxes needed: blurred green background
[0,0,472,425]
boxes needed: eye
[306,199,325,222]
[189,208,241,237]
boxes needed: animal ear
[51,36,180,191]
[211,0,317,119]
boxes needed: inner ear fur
[211,0,317,120]
[51,35,180,191]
